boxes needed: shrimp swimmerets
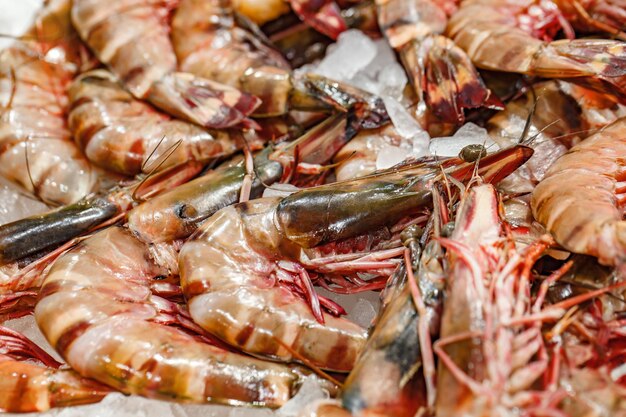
[179,145,532,372]
[531,116,626,268]
[0,0,98,205]
[71,0,260,129]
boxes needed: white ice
[303,29,430,166]
[429,122,498,157]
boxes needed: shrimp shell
[531,117,626,267]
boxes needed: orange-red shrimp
[71,0,260,129]
[447,0,626,102]
[531,117,626,268]
[0,0,99,205]
[69,69,244,176]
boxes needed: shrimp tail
[148,72,262,129]
[531,39,626,103]
[289,0,348,40]
[402,35,503,130]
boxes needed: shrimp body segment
[71,0,260,128]
[35,226,323,406]
[531,117,626,267]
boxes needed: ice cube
[0,0,42,49]
[314,30,378,80]
[375,145,410,170]
[352,298,378,328]
[429,122,498,157]
[382,97,429,142]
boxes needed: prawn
[71,0,260,129]
[178,145,532,371]
[434,184,625,416]
[531,117,626,268]
[376,0,501,135]
[0,325,110,413]
[341,200,447,415]
[69,69,246,176]
[0,0,99,205]
[447,0,626,102]
[34,225,329,406]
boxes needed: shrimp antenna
[518,96,538,144]
[141,135,168,172]
[523,119,562,146]
[23,136,42,205]
[132,139,183,202]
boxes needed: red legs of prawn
[0,325,61,369]
[404,249,437,408]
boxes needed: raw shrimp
[179,146,532,371]
[435,185,550,416]
[34,226,328,406]
[376,0,501,135]
[0,0,98,205]
[447,0,626,102]
[128,111,361,245]
[69,69,244,176]
[341,220,446,415]
[434,184,622,416]
[71,0,260,129]
[531,117,626,267]
[171,0,326,117]
[0,325,110,413]
[0,159,203,267]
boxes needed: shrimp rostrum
[179,145,533,372]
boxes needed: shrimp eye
[441,222,455,237]
[459,144,487,162]
[401,224,424,247]
[175,204,198,219]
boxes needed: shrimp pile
[0,0,625,415]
